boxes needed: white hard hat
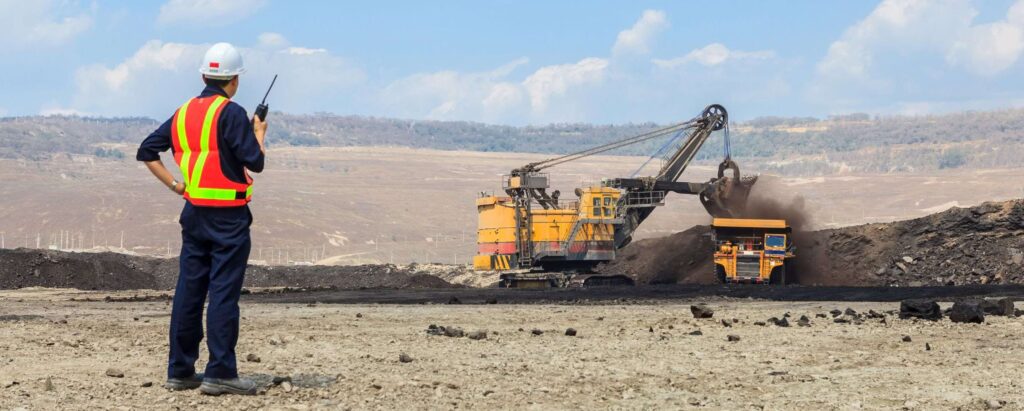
[199,42,246,79]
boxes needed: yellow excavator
[473,104,757,287]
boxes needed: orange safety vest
[170,95,253,207]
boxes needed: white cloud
[157,0,267,27]
[284,47,327,56]
[946,0,1024,75]
[69,35,365,117]
[378,9,793,124]
[482,83,524,113]
[0,0,92,51]
[817,0,975,79]
[380,58,529,122]
[612,10,668,55]
[653,43,776,68]
[817,0,1024,79]
[40,105,90,117]
[257,32,289,50]
[806,0,1024,115]
[523,58,609,113]
[381,55,610,124]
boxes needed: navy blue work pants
[167,203,252,379]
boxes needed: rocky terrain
[1,289,1021,410]
[802,198,1024,286]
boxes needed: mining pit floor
[2,287,1024,410]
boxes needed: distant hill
[3,108,1024,174]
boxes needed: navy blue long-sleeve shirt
[136,85,264,184]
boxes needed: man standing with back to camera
[136,42,266,395]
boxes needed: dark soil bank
[0,249,455,291]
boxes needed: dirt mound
[800,198,1024,286]
[600,199,1024,286]
[0,249,457,291]
[597,225,716,284]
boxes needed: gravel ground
[1,289,1022,410]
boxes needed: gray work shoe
[165,374,203,391]
[199,377,258,396]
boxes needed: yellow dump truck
[712,218,794,284]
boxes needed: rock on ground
[900,299,942,321]
[949,301,985,324]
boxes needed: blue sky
[2,0,1024,124]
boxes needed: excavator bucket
[700,159,757,218]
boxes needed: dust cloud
[732,175,812,232]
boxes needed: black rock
[428,325,465,338]
[690,304,714,319]
[797,316,811,327]
[949,301,985,324]
[467,330,488,340]
[987,298,1015,316]
[771,317,790,327]
[899,299,942,321]
[727,335,741,342]
[444,326,465,338]
[531,329,544,336]
[829,309,842,318]
[844,308,858,316]
[753,321,766,326]
[925,343,932,351]
[564,328,577,336]
[720,319,732,328]
[815,313,828,319]
[833,317,849,324]
[399,353,414,363]
[648,326,654,333]
[902,335,912,342]
[688,330,703,336]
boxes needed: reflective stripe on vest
[171,95,253,207]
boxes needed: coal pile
[0,248,456,291]
[600,199,1024,286]
[800,199,1024,286]
[596,225,716,284]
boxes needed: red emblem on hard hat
[210,62,220,68]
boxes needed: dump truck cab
[712,218,794,284]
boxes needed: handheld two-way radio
[254,74,278,121]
